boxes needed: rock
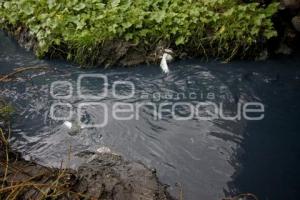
[256,49,269,61]
[14,27,37,51]
[292,15,300,32]
[281,0,300,9]
[77,153,172,200]
[275,42,293,55]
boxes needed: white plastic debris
[160,49,173,74]
[63,120,82,136]
[96,147,112,154]
[86,147,118,162]
[63,121,72,129]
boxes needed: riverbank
[0,101,173,200]
[0,0,279,67]
[0,129,173,200]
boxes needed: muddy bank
[1,25,180,67]
[2,20,299,68]
[0,129,173,200]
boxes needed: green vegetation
[0,0,279,66]
[0,127,86,200]
[0,99,13,122]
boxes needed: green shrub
[0,102,14,122]
[0,0,279,65]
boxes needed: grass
[0,127,87,200]
[0,0,279,66]
[0,100,14,123]
[0,101,84,200]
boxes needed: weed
[0,0,279,66]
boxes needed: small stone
[281,0,300,9]
[151,168,157,174]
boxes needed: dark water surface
[1,31,300,200]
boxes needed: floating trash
[160,49,173,74]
